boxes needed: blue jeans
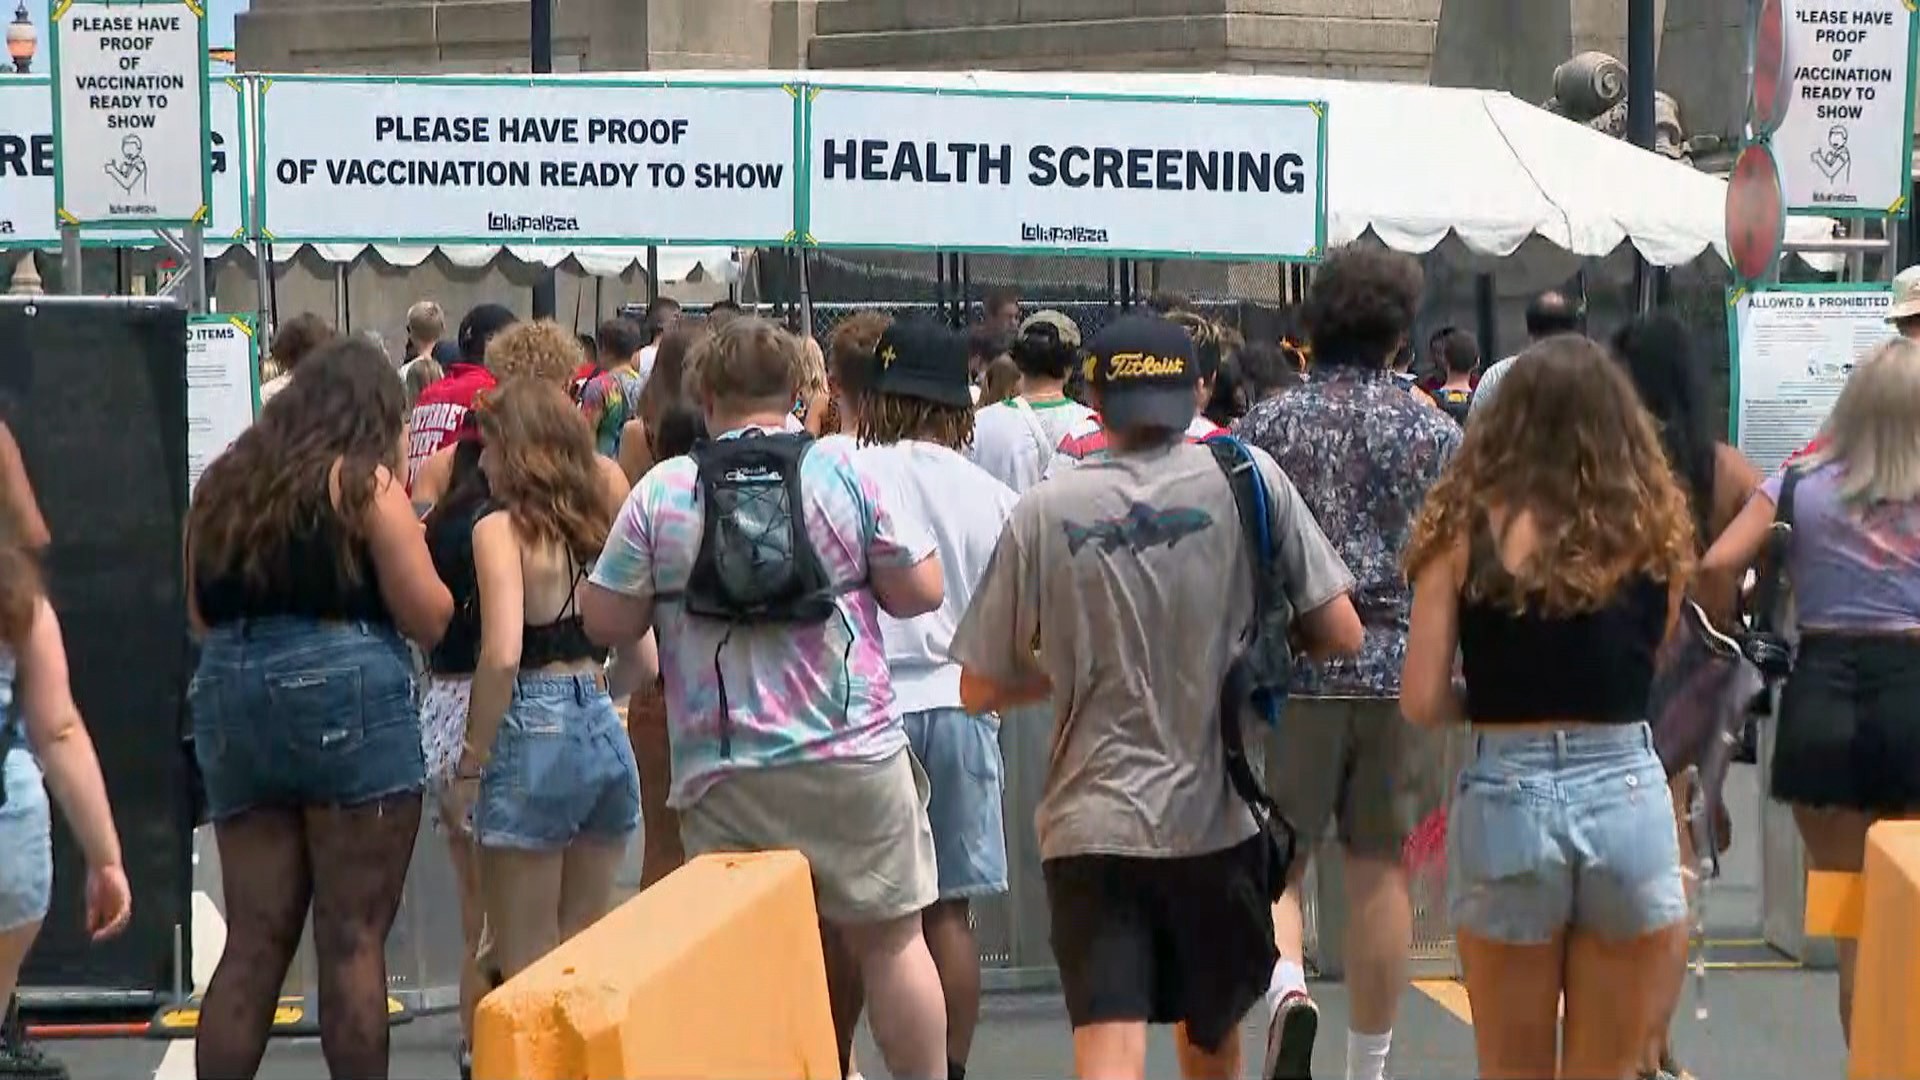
[1447,722,1687,944]
[190,618,425,819]
[901,707,1008,899]
[0,748,49,932]
[474,672,639,851]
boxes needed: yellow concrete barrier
[1803,821,1920,1080]
[472,850,838,1080]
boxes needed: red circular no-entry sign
[1727,142,1786,284]
[1750,0,1794,135]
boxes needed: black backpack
[1203,434,1300,900]
[684,430,836,625]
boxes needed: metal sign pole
[59,227,80,294]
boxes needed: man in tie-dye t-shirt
[582,316,952,1080]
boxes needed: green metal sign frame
[1785,1,1920,219]
[798,83,1330,263]
[251,73,805,248]
[0,74,238,250]
[46,0,214,231]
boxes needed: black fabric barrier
[0,297,193,1008]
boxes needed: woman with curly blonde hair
[1400,335,1695,1080]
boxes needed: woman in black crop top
[184,338,453,1080]
[1399,336,1698,1080]
[442,378,639,987]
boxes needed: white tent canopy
[649,67,1826,269]
[231,242,739,283]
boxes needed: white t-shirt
[968,395,1094,495]
[856,440,1019,717]
[636,344,658,386]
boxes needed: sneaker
[456,1039,472,1080]
[1263,990,1318,1080]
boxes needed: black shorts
[1043,835,1277,1053]
[1773,633,1920,813]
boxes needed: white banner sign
[0,77,245,246]
[1732,286,1893,472]
[186,314,258,494]
[804,87,1327,260]
[257,77,800,245]
[49,0,211,228]
[1777,0,1919,216]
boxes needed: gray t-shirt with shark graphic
[949,439,1353,861]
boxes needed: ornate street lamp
[7,2,36,75]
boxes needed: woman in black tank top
[1399,336,1698,1080]
[184,338,453,1080]
[446,378,638,987]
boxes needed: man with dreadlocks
[1048,310,1241,471]
[845,317,1019,1080]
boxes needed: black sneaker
[456,1039,472,1080]
[1263,989,1318,1080]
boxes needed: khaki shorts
[1265,698,1453,859]
[677,747,938,925]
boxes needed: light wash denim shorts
[1447,722,1687,945]
[0,747,50,932]
[901,707,1008,900]
[474,672,639,852]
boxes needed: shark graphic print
[1062,502,1213,555]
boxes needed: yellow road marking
[1414,978,1473,1025]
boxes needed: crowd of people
[1,253,1919,1080]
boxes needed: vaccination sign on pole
[0,76,247,247]
[47,0,213,229]
[254,76,803,246]
[1774,0,1918,216]
[803,85,1327,261]
[1729,283,1894,471]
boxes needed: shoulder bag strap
[1203,436,1287,811]
[1750,465,1801,638]
[1009,396,1059,463]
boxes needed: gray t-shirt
[948,440,1353,861]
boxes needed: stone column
[1657,0,1744,151]
[1431,0,1571,100]
[7,252,41,296]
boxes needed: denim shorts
[474,672,640,851]
[0,748,50,932]
[902,707,1008,900]
[1447,722,1688,945]
[190,618,425,820]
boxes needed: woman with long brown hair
[1400,335,1695,1080]
[446,377,639,983]
[616,321,710,484]
[411,320,628,1077]
[186,337,452,1079]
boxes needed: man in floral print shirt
[1232,246,1460,1080]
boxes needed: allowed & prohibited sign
[48,0,212,229]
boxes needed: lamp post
[6,2,34,74]
[6,2,39,296]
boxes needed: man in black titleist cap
[949,313,1363,1080]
